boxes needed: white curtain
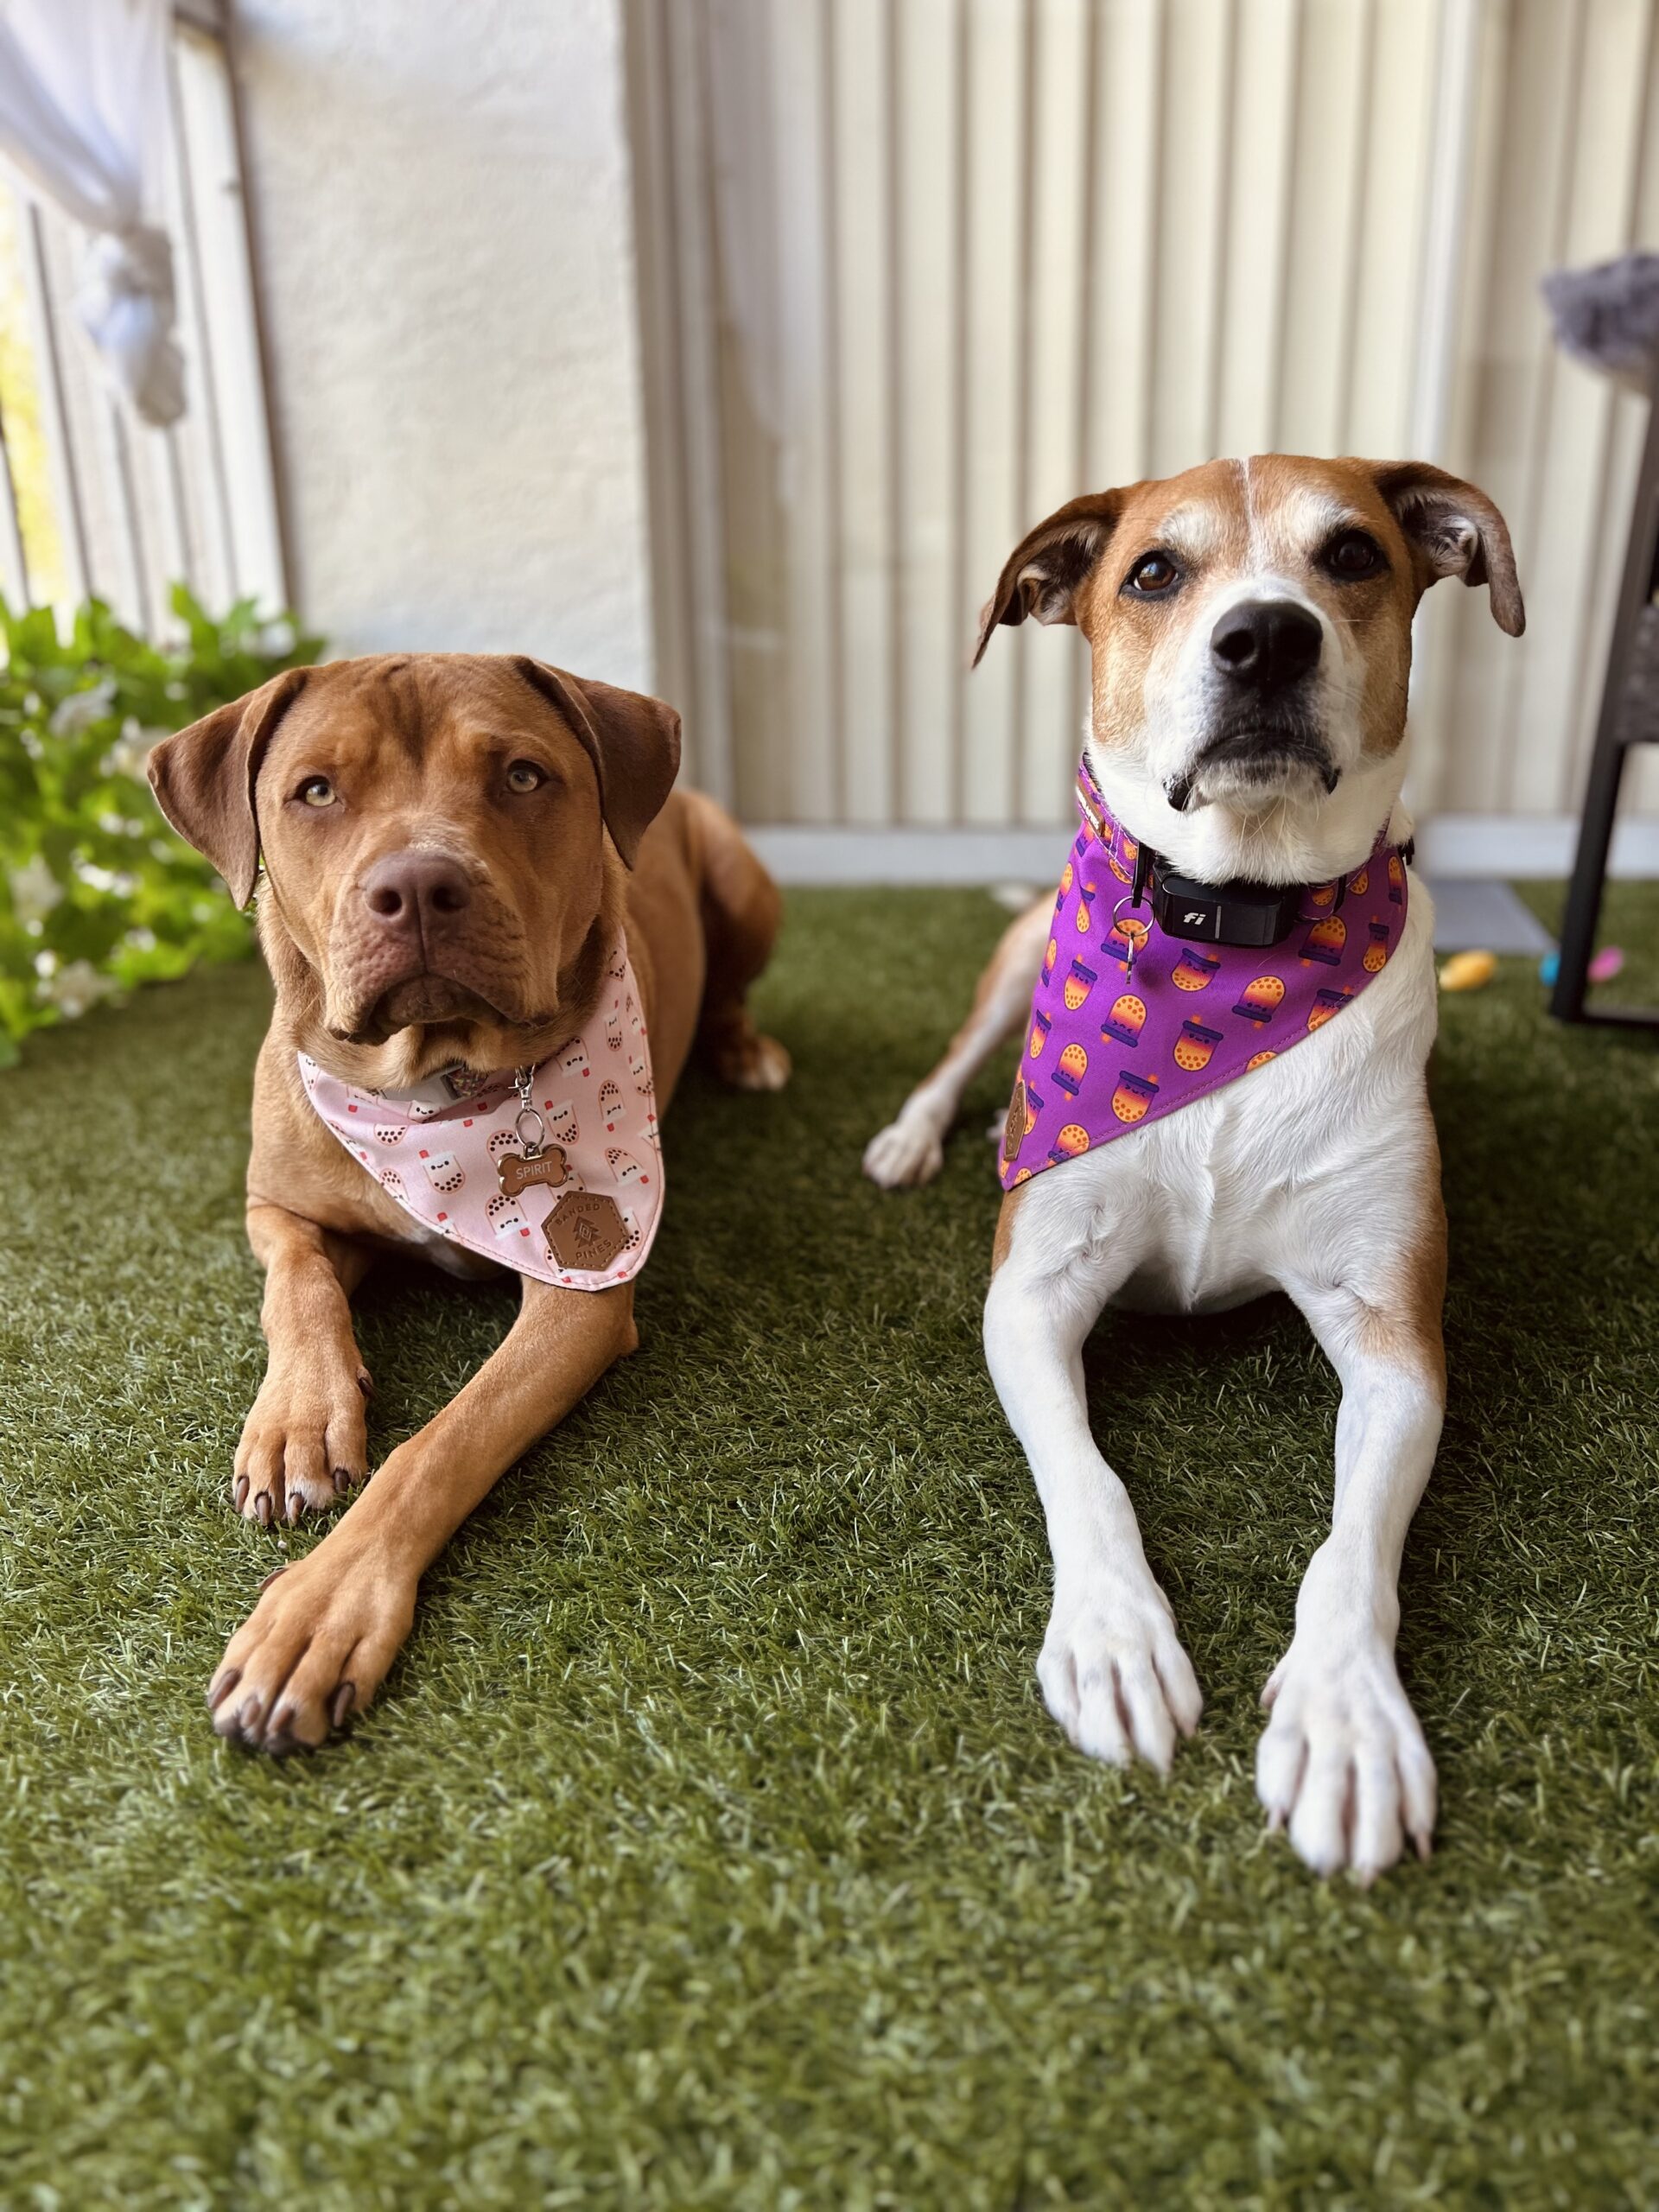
[0,0,184,426]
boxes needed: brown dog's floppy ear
[1369,461,1525,637]
[973,489,1128,665]
[146,666,312,908]
[512,660,682,868]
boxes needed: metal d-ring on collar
[511,1065,547,1157]
[1110,843,1155,980]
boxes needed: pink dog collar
[300,940,663,1288]
[1000,760,1408,1189]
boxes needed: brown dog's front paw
[233,1363,371,1526]
[207,1542,413,1753]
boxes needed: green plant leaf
[0,592,322,1053]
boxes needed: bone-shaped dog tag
[497,1147,568,1198]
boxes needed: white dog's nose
[1211,600,1322,691]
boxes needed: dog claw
[356,1370,374,1401]
[331,1681,357,1730]
[333,1466,353,1496]
[233,1474,249,1511]
[1413,1829,1433,1863]
[207,1666,240,1711]
[258,1564,288,1591]
[285,1492,304,1526]
[254,1492,273,1529]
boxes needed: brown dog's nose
[360,850,473,931]
[1211,599,1323,690]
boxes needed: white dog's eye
[1324,529,1386,581]
[1124,550,1180,596]
[505,760,547,794]
[298,776,336,808]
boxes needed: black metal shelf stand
[1550,371,1659,1028]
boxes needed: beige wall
[234,0,654,685]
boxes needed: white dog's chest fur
[1011,880,1439,1315]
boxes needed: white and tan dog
[865,456,1524,1880]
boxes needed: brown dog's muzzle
[326,846,530,1044]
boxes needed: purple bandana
[999,760,1408,1189]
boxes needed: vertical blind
[631,0,1659,827]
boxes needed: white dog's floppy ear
[512,660,682,868]
[1369,461,1526,636]
[147,666,312,908]
[974,489,1128,665]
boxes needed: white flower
[105,717,167,779]
[74,859,136,896]
[38,959,112,1018]
[48,679,117,737]
[9,855,61,924]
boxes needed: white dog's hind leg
[1260,1201,1447,1881]
[863,897,1048,1188]
[984,1192,1204,1771]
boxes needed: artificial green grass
[2,885,1656,2210]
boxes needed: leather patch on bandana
[1003,1078,1028,1163]
[545,1191,630,1274]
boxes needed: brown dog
[149,653,788,1753]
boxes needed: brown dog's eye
[297,776,336,808]
[1325,530,1385,581]
[505,760,547,794]
[1124,551,1180,597]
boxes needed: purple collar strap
[999,759,1409,1189]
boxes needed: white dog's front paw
[1255,1639,1437,1882]
[861,1108,945,1188]
[1038,1576,1203,1774]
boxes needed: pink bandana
[1000,760,1408,1189]
[299,940,663,1287]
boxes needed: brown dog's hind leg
[207,1279,638,1752]
[235,1204,374,1527]
[686,792,791,1091]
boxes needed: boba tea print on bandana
[1000,762,1409,1190]
[300,940,664,1287]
